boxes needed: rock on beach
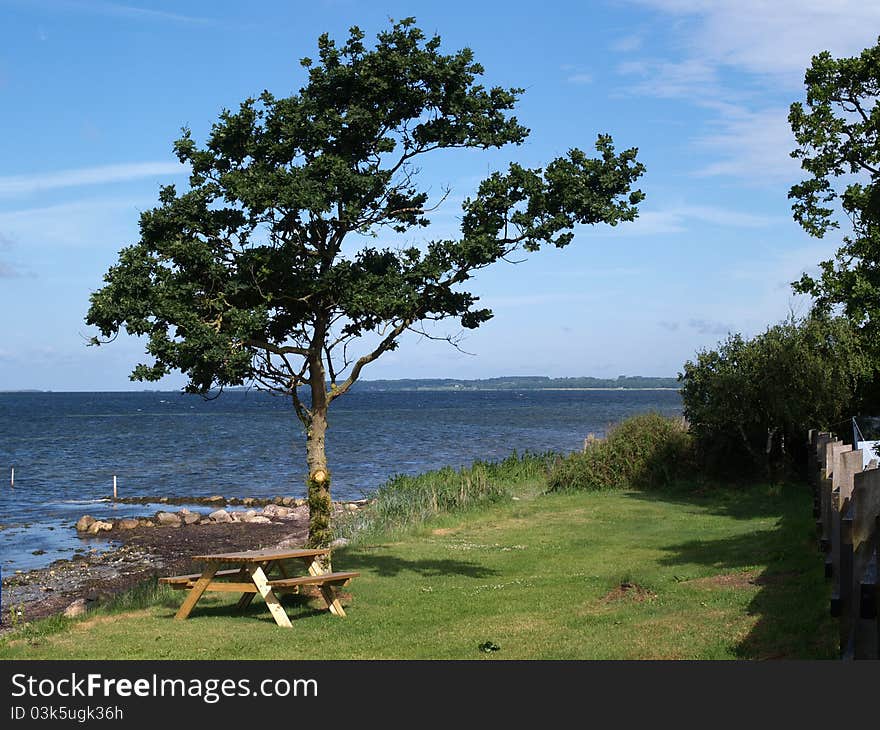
[75,515,96,532]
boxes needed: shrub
[546,413,694,492]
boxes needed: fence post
[852,473,880,659]
[831,448,861,605]
[839,507,854,657]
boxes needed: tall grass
[547,413,695,492]
[336,451,555,540]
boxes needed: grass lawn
[0,481,835,659]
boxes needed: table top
[191,547,331,563]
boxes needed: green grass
[0,479,835,660]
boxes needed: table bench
[159,548,359,627]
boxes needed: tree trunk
[306,356,332,569]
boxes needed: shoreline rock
[73,499,367,533]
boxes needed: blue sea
[0,389,681,573]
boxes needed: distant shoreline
[0,386,683,394]
[352,387,682,392]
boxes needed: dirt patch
[73,611,147,631]
[686,570,800,590]
[431,528,457,536]
[600,582,657,603]
[688,571,760,589]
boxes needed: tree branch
[327,318,412,402]
[245,338,310,357]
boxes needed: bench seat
[159,568,247,587]
[267,571,360,589]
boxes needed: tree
[790,38,880,349]
[85,18,645,550]
[679,316,869,477]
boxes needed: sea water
[0,388,682,572]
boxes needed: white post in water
[113,474,117,500]
[10,467,13,488]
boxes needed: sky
[0,0,878,391]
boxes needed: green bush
[680,315,870,477]
[546,413,694,492]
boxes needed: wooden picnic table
[159,548,359,627]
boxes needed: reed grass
[336,451,556,541]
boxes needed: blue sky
[0,0,878,391]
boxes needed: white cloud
[0,198,145,248]
[0,262,20,277]
[693,106,800,181]
[567,73,593,84]
[631,0,880,81]
[591,203,779,236]
[617,1,880,183]
[611,34,644,53]
[0,161,187,197]
[617,58,720,98]
[688,318,733,336]
[10,1,213,25]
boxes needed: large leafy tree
[790,38,880,347]
[86,18,645,549]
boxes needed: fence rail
[808,429,880,659]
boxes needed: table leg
[235,563,257,612]
[318,585,346,617]
[249,565,292,628]
[174,565,219,620]
[300,556,326,576]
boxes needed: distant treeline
[349,375,680,392]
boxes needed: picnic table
[159,548,359,627]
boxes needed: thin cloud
[611,34,644,53]
[618,1,880,182]
[567,72,593,84]
[0,161,188,197]
[590,203,779,236]
[617,58,720,99]
[688,318,732,336]
[0,261,23,277]
[692,105,801,181]
[86,1,212,24]
[628,0,880,82]
[0,231,21,277]
[8,0,214,25]
[0,197,147,248]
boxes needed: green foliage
[337,451,554,539]
[680,316,869,476]
[790,37,880,353]
[85,17,645,403]
[546,413,694,492]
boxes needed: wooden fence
[808,429,880,658]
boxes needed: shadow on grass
[626,482,793,521]
[345,553,500,579]
[625,483,836,659]
[160,592,331,625]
